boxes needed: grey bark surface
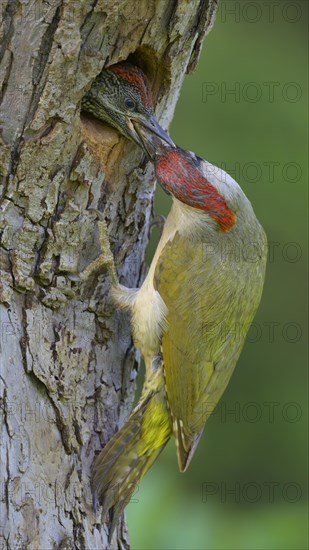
[0,1,217,548]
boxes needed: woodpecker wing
[153,221,266,472]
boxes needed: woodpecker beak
[142,116,175,148]
[128,116,175,159]
[129,120,175,160]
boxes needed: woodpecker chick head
[81,62,174,157]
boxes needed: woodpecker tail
[174,418,204,472]
[92,384,172,539]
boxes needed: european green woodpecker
[83,64,267,537]
[81,61,174,156]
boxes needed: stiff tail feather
[92,389,171,539]
[174,417,204,472]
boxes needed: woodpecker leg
[80,210,138,314]
[80,216,118,287]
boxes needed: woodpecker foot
[80,215,118,287]
[79,210,137,311]
[150,213,166,231]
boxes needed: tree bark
[0,1,217,548]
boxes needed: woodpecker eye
[124,98,135,110]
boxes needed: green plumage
[154,210,267,470]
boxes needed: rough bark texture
[0,1,217,548]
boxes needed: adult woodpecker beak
[131,121,175,160]
[128,115,175,159]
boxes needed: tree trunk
[0,1,217,548]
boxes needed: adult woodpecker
[81,61,174,155]
[90,135,267,536]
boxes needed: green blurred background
[128,2,308,548]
